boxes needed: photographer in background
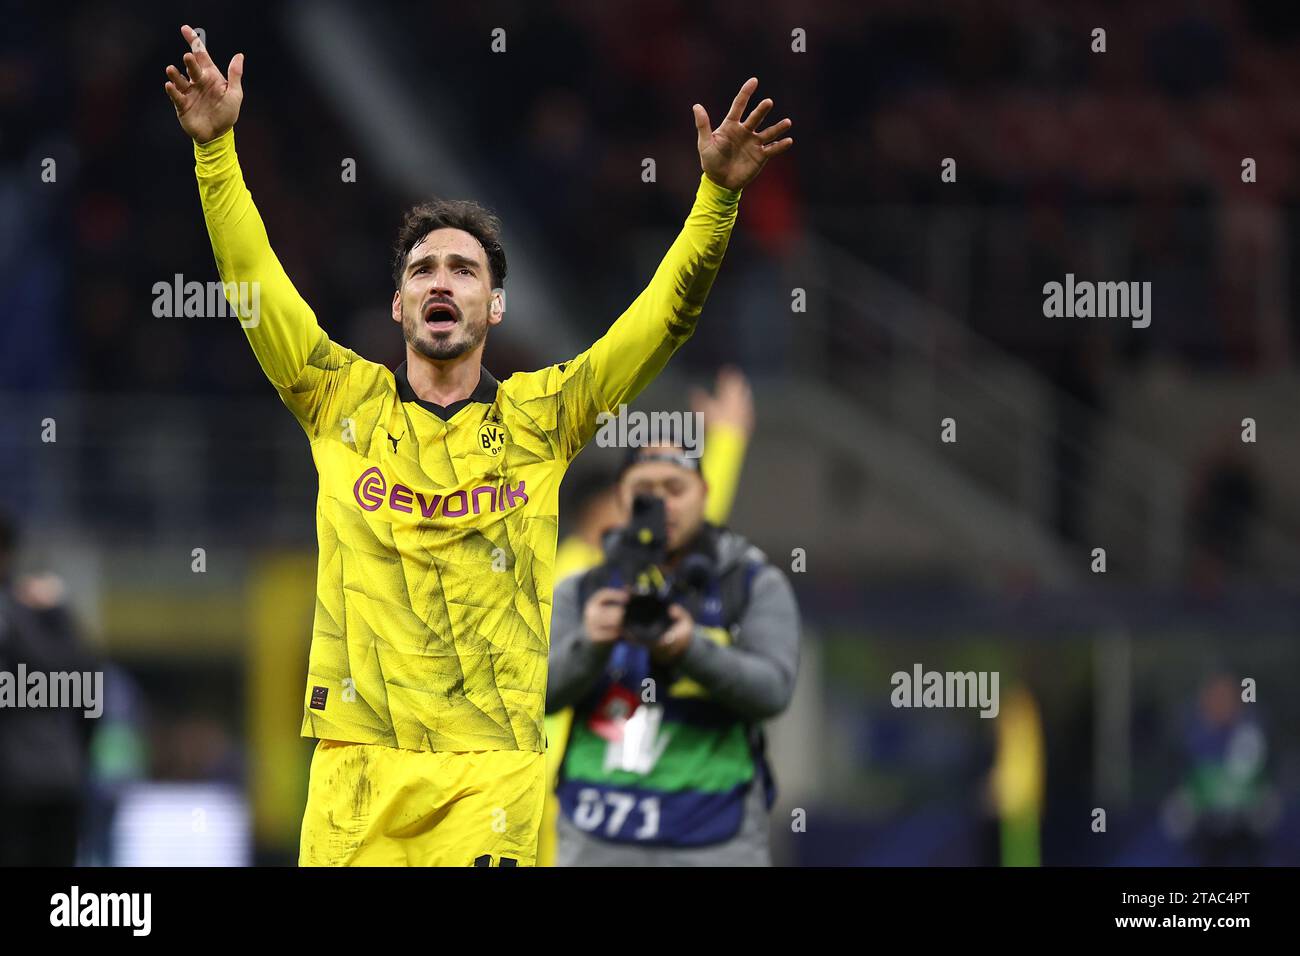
[546,438,800,865]
[539,366,756,866]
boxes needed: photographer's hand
[583,587,629,645]
[651,604,695,665]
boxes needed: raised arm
[691,366,756,525]
[165,25,350,435]
[553,78,793,460]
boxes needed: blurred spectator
[0,512,97,865]
[80,662,149,865]
[1185,438,1262,590]
[1161,673,1278,865]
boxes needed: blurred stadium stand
[1,0,1299,864]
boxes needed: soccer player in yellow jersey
[163,24,793,865]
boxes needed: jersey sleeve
[194,128,356,439]
[551,172,742,460]
[701,421,750,525]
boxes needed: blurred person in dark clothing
[1186,439,1262,591]
[0,513,96,865]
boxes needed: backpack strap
[717,548,764,628]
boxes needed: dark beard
[404,309,487,361]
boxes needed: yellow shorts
[299,739,546,867]
[536,708,574,867]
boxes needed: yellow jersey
[194,128,742,754]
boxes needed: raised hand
[693,77,793,192]
[164,25,245,144]
[690,365,755,436]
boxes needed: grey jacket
[547,526,801,865]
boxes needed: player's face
[620,457,707,552]
[392,228,502,362]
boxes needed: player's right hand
[583,588,629,645]
[164,25,244,144]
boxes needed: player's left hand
[651,604,695,665]
[694,77,793,192]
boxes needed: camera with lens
[599,493,714,646]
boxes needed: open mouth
[423,301,459,330]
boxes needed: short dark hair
[391,199,508,292]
